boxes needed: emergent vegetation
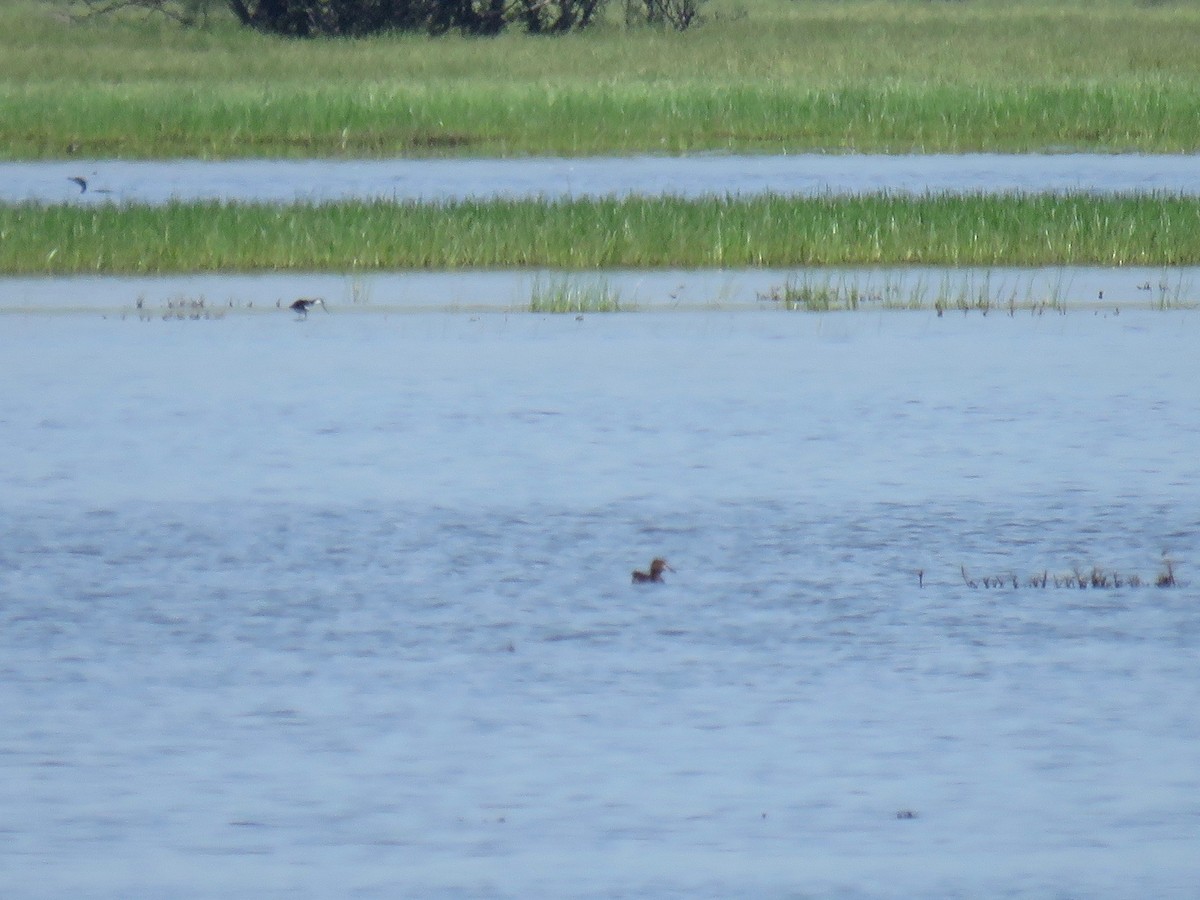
[4,194,1200,274]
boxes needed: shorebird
[289,297,327,318]
[632,558,673,584]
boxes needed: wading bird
[289,298,327,318]
[632,558,673,584]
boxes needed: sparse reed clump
[159,294,223,320]
[529,276,624,313]
[761,270,1084,314]
[959,563,1179,590]
[758,276,883,311]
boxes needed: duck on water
[632,558,674,584]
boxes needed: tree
[221,0,600,35]
[625,0,703,31]
[513,0,605,34]
[70,0,219,26]
[67,0,704,36]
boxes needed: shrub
[69,0,613,35]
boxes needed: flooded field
[6,153,1200,205]
[1,309,1198,898]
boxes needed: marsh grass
[759,275,879,311]
[1151,273,1188,309]
[960,561,1182,590]
[158,294,223,319]
[5,193,1200,273]
[8,81,1200,158]
[760,269,1081,314]
[6,0,1200,156]
[529,276,625,313]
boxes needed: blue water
[5,153,1200,205]
[2,311,1198,897]
[2,266,1196,316]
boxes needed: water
[6,153,1200,205]
[2,266,1196,315]
[2,310,1198,897]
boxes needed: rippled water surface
[2,311,1198,898]
[6,154,1200,204]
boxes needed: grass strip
[5,0,1200,157]
[6,81,1200,158]
[4,194,1200,274]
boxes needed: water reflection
[1,267,1194,315]
[5,154,1200,205]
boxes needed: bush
[70,0,611,34]
[624,0,704,30]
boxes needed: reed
[4,193,1200,273]
[5,0,1200,157]
[958,564,1183,590]
[529,276,625,313]
[758,270,1082,314]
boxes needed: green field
[5,194,1198,274]
[4,0,1200,157]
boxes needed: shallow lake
[6,153,1200,205]
[2,266,1197,316]
[1,309,1198,897]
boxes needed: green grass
[8,81,1200,157]
[529,275,626,313]
[4,194,1200,273]
[5,0,1200,157]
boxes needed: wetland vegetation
[5,194,1200,274]
[5,1,1200,271]
[5,0,1200,158]
[529,275,626,313]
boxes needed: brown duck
[632,558,674,584]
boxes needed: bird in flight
[67,176,113,195]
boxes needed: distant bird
[632,558,673,584]
[67,175,112,195]
[289,297,327,318]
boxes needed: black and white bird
[289,297,327,318]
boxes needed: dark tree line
[223,0,585,36]
[69,0,699,35]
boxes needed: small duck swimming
[632,558,673,584]
[290,297,327,317]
